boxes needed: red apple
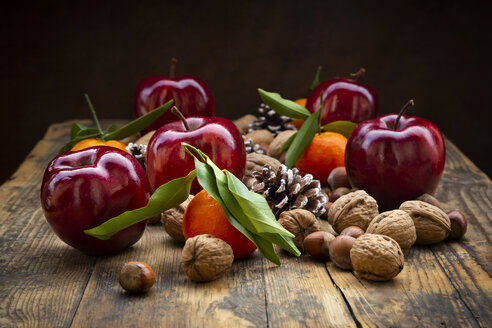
[146,112,246,194]
[345,100,445,210]
[134,60,215,134]
[306,69,378,124]
[41,146,151,255]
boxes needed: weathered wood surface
[0,120,491,328]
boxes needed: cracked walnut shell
[328,190,379,234]
[399,200,451,245]
[366,210,417,249]
[162,195,194,242]
[278,209,321,252]
[181,235,234,282]
[350,234,404,281]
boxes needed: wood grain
[0,121,491,327]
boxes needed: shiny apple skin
[134,75,215,134]
[40,146,151,255]
[306,78,378,124]
[345,114,445,210]
[146,117,246,194]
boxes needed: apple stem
[394,99,415,130]
[169,58,178,78]
[349,68,366,82]
[84,94,103,135]
[171,106,190,131]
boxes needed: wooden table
[1,120,491,328]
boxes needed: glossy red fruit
[41,146,151,255]
[134,75,214,134]
[146,116,246,194]
[306,71,378,124]
[345,102,445,210]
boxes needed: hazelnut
[181,234,234,282]
[329,235,356,270]
[340,226,365,239]
[327,167,350,190]
[366,210,417,249]
[118,261,155,293]
[162,195,194,242]
[446,210,468,241]
[303,231,335,260]
[147,214,162,225]
[278,209,321,252]
[350,234,404,281]
[416,193,441,208]
[328,190,379,233]
[329,187,351,203]
[233,114,258,134]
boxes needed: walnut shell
[162,195,194,242]
[233,114,258,135]
[267,130,296,160]
[244,129,274,146]
[328,190,379,234]
[350,234,404,281]
[366,210,417,249]
[136,130,155,146]
[278,209,321,252]
[242,153,281,185]
[181,235,234,282]
[399,200,451,245]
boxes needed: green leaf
[103,99,174,141]
[284,109,320,168]
[70,123,92,139]
[190,150,282,264]
[321,120,358,139]
[106,124,117,133]
[306,65,322,95]
[280,131,297,153]
[183,143,300,265]
[258,89,311,119]
[84,169,196,240]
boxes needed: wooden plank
[70,229,269,327]
[0,121,95,328]
[323,139,492,327]
[262,250,357,328]
[1,120,491,327]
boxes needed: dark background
[1,1,491,184]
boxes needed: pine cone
[247,103,296,137]
[249,164,327,219]
[243,136,266,155]
[126,142,147,169]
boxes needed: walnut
[244,129,274,146]
[350,234,404,281]
[328,190,379,234]
[399,200,451,245]
[242,153,281,185]
[181,234,234,282]
[162,195,194,242]
[233,114,258,135]
[278,209,321,252]
[136,130,155,146]
[366,210,417,249]
[267,130,296,160]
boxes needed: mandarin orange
[71,138,128,152]
[295,132,347,182]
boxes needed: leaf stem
[171,106,191,130]
[394,99,415,130]
[84,94,103,136]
